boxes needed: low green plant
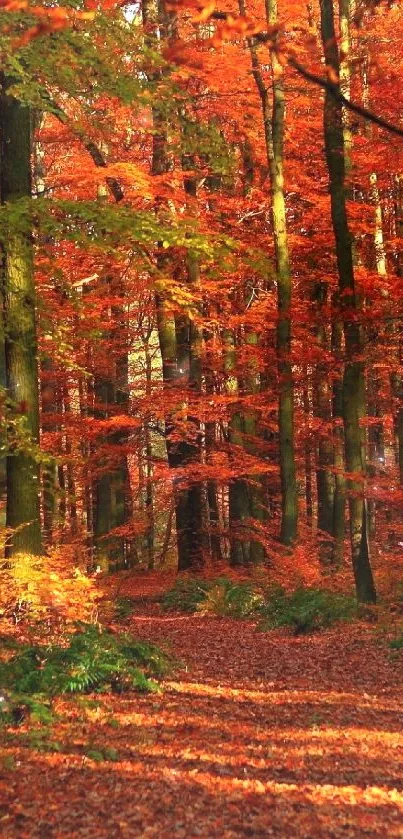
[260,587,357,634]
[198,578,265,619]
[26,730,62,754]
[161,577,212,613]
[114,597,135,622]
[0,624,171,714]
[161,577,356,633]
[389,634,403,651]
[85,745,120,762]
[161,576,265,618]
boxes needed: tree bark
[1,75,42,557]
[240,0,298,545]
[319,0,376,602]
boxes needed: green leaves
[161,578,357,632]
[0,624,172,709]
[161,577,212,613]
[260,587,357,634]
[161,576,264,618]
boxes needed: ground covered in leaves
[1,574,402,838]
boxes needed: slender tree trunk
[367,172,387,535]
[79,373,94,567]
[339,0,353,177]
[41,361,58,543]
[240,0,297,544]
[303,370,314,528]
[313,282,335,555]
[92,291,131,571]
[319,0,376,602]
[331,309,346,564]
[143,337,155,568]
[205,366,224,562]
[1,76,42,557]
[224,327,249,565]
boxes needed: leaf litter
[0,574,402,838]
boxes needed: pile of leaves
[0,623,171,722]
[161,576,357,633]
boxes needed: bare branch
[289,57,403,139]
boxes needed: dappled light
[2,596,403,836]
[1,0,403,834]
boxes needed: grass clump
[0,623,171,720]
[114,597,135,622]
[260,587,357,634]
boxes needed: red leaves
[6,4,96,48]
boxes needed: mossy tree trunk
[0,75,42,557]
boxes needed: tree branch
[289,57,403,139]
[209,10,403,139]
[44,99,125,202]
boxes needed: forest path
[1,577,403,838]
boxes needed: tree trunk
[313,282,335,556]
[0,75,42,557]
[319,0,376,602]
[240,0,298,545]
[92,285,132,571]
[331,309,346,564]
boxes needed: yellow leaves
[192,1,215,23]
[154,276,200,319]
[104,163,154,198]
[0,547,99,625]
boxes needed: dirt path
[0,601,402,838]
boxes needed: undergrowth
[259,587,357,634]
[198,578,265,618]
[0,623,171,723]
[389,632,403,651]
[161,578,212,613]
[161,577,357,633]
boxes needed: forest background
[0,0,403,619]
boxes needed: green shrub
[389,634,403,651]
[161,577,356,632]
[161,577,212,613]
[161,576,264,618]
[198,578,264,618]
[0,624,171,711]
[85,746,120,763]
[114,597,135,621]
[260,587,357,634]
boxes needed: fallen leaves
[0,579,403,837]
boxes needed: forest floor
[0,572,403,838]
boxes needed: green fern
[260,587,357,634]
[0,624,171,713]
